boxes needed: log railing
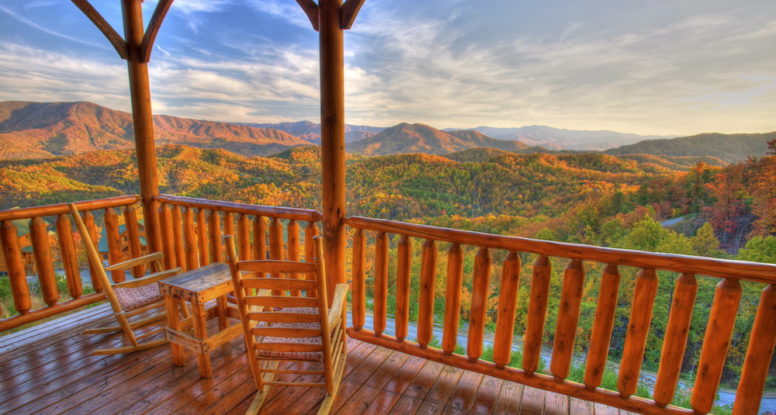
[155,195,321,281]
[0,196,142,331]
[344,216,776,415]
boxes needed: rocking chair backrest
[225,235,338,391]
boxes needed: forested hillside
[606,131,776,163]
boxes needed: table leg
[165,295,184,366]
[191,301,212,378]
[217,296,227,330]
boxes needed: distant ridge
[471,125,668,151]
[0,101,309,159]
[349,123,529,155]
[605,132,776,163]
[246,120,383,144]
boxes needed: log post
[121,0,162,254]
[318,0,346,301]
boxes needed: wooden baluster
[418,239,437,348]
[374,232,389,336]
[395,235,411,342]
[269,217,284,295]
[30,217,58,306]
[208,210,222,263]
[183,207,198,270]
[523,255,551,374]
[351,229,365,330]
[224,212,235,239]
[654,273,697,406]
[617,268,658,397]
[468,248,492,361]
[254,216,267,260]
[551,259,585,379]
[305,221,319,297]
[82,211,103,292]
[1,220,31,314]
[733,284,776,415]
[493,251,521,368]
[159,204,176,270]
[287,219,301,296]
[584,264,621,388]
[691,278,741,413]
[238,213,251,262]
[172,205,186,271]
[57,214,82,295]
[442,243,463,354]
[103,208,124,282]
[197,208,209,266]
[124,205,144,277]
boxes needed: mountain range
[1,101,773,164]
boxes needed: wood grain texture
[374,231,389,336]
[57,214,83,294]
[160,204,176,270]
[172,205,186,271]
[417,239,437,348]
[493,251,520,368]
[209,210,223,263]
[124,205,144,277]
[83,211,103,292]
[551,259,585,379]
[584,264,620,388]
[1,220,30,313]
[351,229,366,330]
[733,284,776,415]
[618,269,658,397]
[395,235,412,341]
[691,278,741,413]
[443,243,463,354]
[184,207,199,270]
[30,217,58,306]
[523,255,551,374]
[197,208,209,266]
[467,247,492,361]
[653,273,696,406]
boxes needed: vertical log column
[122,0,161,254]
[318,0,346,302]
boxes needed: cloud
[0,5,106,50]
[246,0,313,29]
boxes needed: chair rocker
[225,235,348,415]
[70,203,182,355]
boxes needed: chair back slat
[244,295,320,308]
[254,343,323,353]
[251,327,321,337]
[237,260,317,274]
[247,311,321,323]
[240,278,318,291]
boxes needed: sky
[1,0,775,136]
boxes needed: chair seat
[256,307,323,361]
[114,282,163,311]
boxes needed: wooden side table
[160,262,242,378]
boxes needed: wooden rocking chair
[225,235,348,415]
[70,203,182,355]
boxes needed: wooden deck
[0,304,632,415]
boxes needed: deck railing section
[155,195,321,276]
[344,216,776,415]
[0,196,142,331]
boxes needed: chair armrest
[106,252,165,272]
[327,283,349,332]
[112,267,182,289]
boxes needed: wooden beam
[122,0,163,253]
[318,0,346,302]
[139,0,174,62]
[296,0,319,31]
[71,0,128,59]
[340,0,365,29]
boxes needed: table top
[160,263,232,298]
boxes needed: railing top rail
[345,216,776,284]
[156,194,322,222]
[0,195,141,222]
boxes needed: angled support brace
[340,0,365,30]
[70,0,128,59]
[140,0,174,62]
[296,0,320,31]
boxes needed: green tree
[691,223,722,257]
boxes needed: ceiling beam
[139,0,174,62]
[340,0,365,29]
[70,0,128,59]
[296,0,319,31]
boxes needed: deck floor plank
[0,307,629,415]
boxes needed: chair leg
[246,360,278,415]
[117,314,139,346]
